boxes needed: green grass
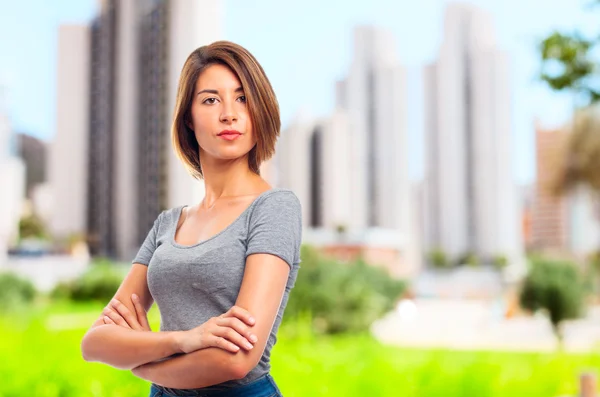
[0,302,598,397]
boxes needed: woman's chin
[214,150,251,162]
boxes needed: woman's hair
[172,41,280,179]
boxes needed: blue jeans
[149,374,283,397]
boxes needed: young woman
[81,41,302,397]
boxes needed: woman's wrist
[169,330,187,354]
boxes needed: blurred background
[1,0,600,396]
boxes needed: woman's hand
[174,306,258,354]
[102,294,152,331]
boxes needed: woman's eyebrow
[197,89,218,95]
[197,87,244,96]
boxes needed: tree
[519,259,585,347]
[538,3,600,251]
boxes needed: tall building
[0,87,26,264]
[424,3,522,264]
[16,133,47,198]
[138,0,169,252]
[530,124,569,251]
[50,24,90,244]
[277,26,420,276]
[81,0,222,259]
[278,110,353,230]
[87,2,117,257]
[335,26,409,233]
[531,122,600,256]
[165,0,221,210]
[568,186,600,255]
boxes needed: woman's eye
[203,98,218,105]
[237,95,246,103]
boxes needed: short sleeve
[132,212,163,266]
[245,191,303,269]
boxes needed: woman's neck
[200,157,268,208]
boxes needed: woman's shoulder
[153,205,186,229]
[247,188,302,226]
[252,188,301,210]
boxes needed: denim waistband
[150,374,280,397]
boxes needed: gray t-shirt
[132,188,302,389]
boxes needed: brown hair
[171,41,280,179]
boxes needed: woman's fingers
[103,316,115,324]
[102,306,131,328]
[109,299,141,330]
[207,334,241,353]
[216,316,258,345]
[225,306,256,326]
[131,294,151,331]
[213,325,254,351]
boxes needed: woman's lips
[218,132,242,141]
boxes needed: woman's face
[189,63,256,166]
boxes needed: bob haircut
[172,41,280,179]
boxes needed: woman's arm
[132,253,290,388]
[81,264,258,370]
[81,264,182,369]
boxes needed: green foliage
[492,254,508,270]
[539,31,598,104]
[1,303,600,396]
[51,259,125,303]
[519,259,585,343]
[455,251,480,268]
[0,272,36,312]
[427,248,450,269]
[284,245,406,334]
[335,224,348,235]
[538,7,600,202]
[18,214,48,240]
[586,250,600,295]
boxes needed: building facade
[424,3,522,265]
[53,0,222,260]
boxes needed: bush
[51,259,125,303]
[455,251,480,267]
[284,245,407,334]
[0,272,36,312]
[19,214,48,240]
[427,248,450,269]
[492,254,508,270]
[519,258,585,345]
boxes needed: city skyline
[0,0,597,185]
[277,25,420,277]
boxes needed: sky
[0,0,597,184]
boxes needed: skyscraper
[16,133,47,199]
[50,24,90,245]
[87,2,116,257]
[278,110,353,230]
[279,25,410,236]
[531,121,600,256]
[55,0,222,260]
[424,3,522,264]
[336,26,409,233]
[276,26,419,275]
[0,87,25,264]
[137,0,221,257]
[531,123,569,251]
